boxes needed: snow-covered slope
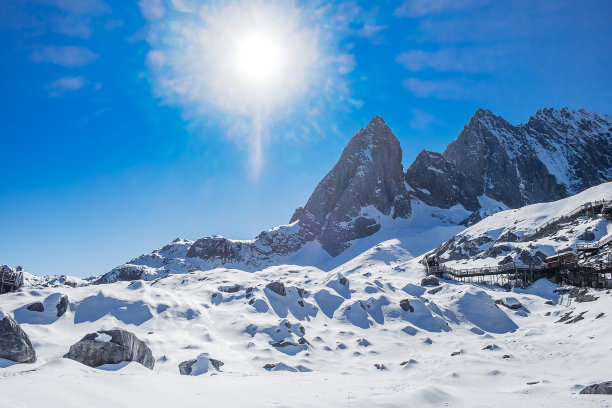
[430,182,612,268]
[1,247,611,407]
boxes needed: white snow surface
[1,240,611,407]
[439,183,612,268]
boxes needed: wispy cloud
[396,48,502,73]
[30,45,98,67]
[2,0,110,38]
[403,77,476,100]
[409,108,435,129]
[394,0,488,18]
[138,0,165,20]
[45,75,87,96]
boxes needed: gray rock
[580,381,612,394]
[399,299,414,312]
[266,281,286,296]
[179,356,224,375]
[63,329,154,369]
[495,297,522,310]
[421,276,440,286]
[26,302,44,312]
[56,295,69,317]
[0,312,36,363]
[578,230,596,241]
[179,359,197,375]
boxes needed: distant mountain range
[96,107,612,283]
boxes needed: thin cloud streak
[30,45,98,67]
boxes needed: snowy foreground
[1,241,611,408]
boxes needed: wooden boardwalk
[426,259,612,289]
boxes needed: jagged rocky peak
[405,150,480,212]
[406,106,612,220]
[292,115,411,256]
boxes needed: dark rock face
[293,116,412,256]
[266,281,286,296]
[578,230,596,241]
[26,302,44,312]
[399,299,414,312]
[580,381,612,394]
[421,276,440,286]
[405,150,480,212]
[94,265,156,284]
[56,295,69,317]
[0,313,37,363]
[187,116,412,263]
[178,359,197,375]
[63,329,154,369]
[407,108,612,222]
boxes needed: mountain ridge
[95,107,612,283]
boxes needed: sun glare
[147,1,327,176]
[232,31,284,86]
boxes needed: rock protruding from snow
[0,313,36,363]
[421,276,440,287]
[56,295,69,317]
[63,329,154,369]
[579,381,612,394]
[495,297,522,310]
[26,302,44,312]
[266,281,286,297]
[179,354,224,375]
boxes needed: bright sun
[232,31,284,86]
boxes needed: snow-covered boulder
[179,354,224,375]
[495,297,522,310]
[63,329,154,369]
[0,311,36,363]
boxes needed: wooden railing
[527,199,611,240]
[428,261,542,278]
[577,234,612,251]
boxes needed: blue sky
[1,0,611,277]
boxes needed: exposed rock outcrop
[63,329,154,369]
[26,302,44,312]
[0,312,36,363]
[56,295,69,317]
[580,381,612,394]
[179,354,224,375]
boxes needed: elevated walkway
[525,199,611,241]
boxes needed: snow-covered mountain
[407,108,612,224]
[2,240,611,406]
[429,182,612,268]
[97,108,612,284]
